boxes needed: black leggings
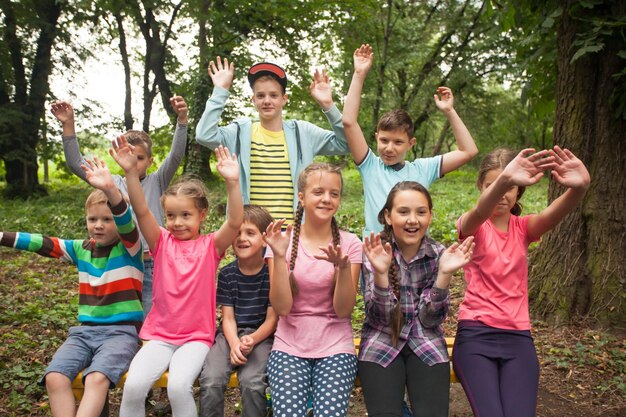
[358,344,450,417]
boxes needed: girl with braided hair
[358,181,474,417]
[263,162,362,417]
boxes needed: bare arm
[314,243,359,318]
[460,149,555,237]
[527,146,590,240]
[265,221,294,316]
[110,135,161,251]
[242,307,278,349]
[435,88,479,175]
[221,306,247,366]
[213,146,243,254]
[342,44,374,165]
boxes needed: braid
[289,204,304,296]
[380,223,403,347]
[331,217,341,248]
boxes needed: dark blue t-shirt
[216,260,270,329]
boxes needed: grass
[0,165,553,415]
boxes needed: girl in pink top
[263,162,362,417]
[454,147,590,417]
[112,136,243,417]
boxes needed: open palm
[550,146,590,189]
[109,135,137,173]
[81,157,114,191]
[353,44,373,74]
[214,146,239,181]
[263,220,292,259]
[363,233,392,275]
[438,237,474,275]
[502,148,555,187]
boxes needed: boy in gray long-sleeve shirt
[51,97,188,315]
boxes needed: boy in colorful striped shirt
[0,157,143,417]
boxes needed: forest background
[0,0,624,415]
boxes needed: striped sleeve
[109,199,142,257]
[0,231,78,264]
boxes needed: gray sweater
[62,123,187,250]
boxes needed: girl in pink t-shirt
[111,137,243,417]
[454,147,590,417]
[263,162,362,417]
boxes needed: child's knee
[44,372,71,391]
[84,371,111,390]
[167,378,193,399]
[122,373,152,400]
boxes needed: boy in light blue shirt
[343,44,478,236]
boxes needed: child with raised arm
[342,44,478,236]
[51,97,189,315]
[263,163,362,417]
[454,147,590,417]
[195,57,349,223]
[199,204,277,417]
[0,159,143,417]
[358,181,474,417]
[111,137,243,417]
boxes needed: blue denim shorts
[40,325,140,388]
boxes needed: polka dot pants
[267,351,357,417]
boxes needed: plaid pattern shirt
[359,235,450,367]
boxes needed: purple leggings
[453,321,539,417]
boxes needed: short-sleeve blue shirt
[216,260,270,329]
[357,149,442,236]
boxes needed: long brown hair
[377,181,433,346]
[288,163,342,295]
[477,148,525,216]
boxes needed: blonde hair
[288,163,343,295]
[160,176,209,212]
[85,189,108,210]
[124,130,153,157]
[477,148,525,216]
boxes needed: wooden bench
[71,337,457,401]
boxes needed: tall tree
[0,0,64,197]
[527,0,625,326]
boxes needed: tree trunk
[115,12,134,131]
[528,0,626,327]
[1,0,61,197]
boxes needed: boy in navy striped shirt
[199,205,277,417]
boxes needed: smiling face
[375,129,416,166]
[480,168,519,219]
[86,203,119,246]
[298,171,342,224]
[251,78,288,123]
[233,221,266,261]
[163,196,207,241]
[384,189,432,257]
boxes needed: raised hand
[50,100,75,125]
[263,219,292,259]
[208,56,235,90]
[549,146,591,190]
[433,87,454,113]
[309,68,333,110]
[438,237,474,275]
[170,96,188,124]
[501,148,556,187]
[353,44,373,75]
[363,232,393,276]
[214,145,239,182]
[314,243,350,269]
[109,135,138,174]
[80,156,115,191]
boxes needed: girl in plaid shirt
[358,181,474,417]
